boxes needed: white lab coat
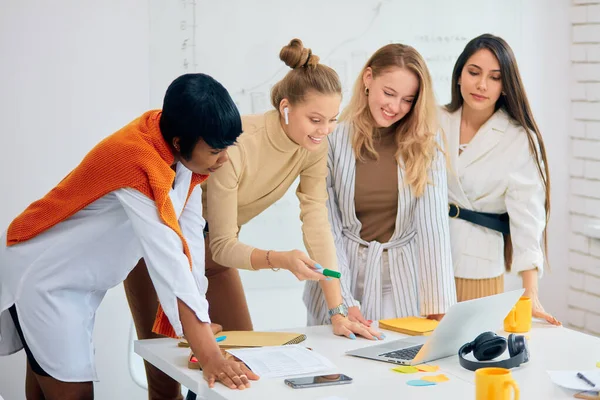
[303,122,457,323]
[439,107,546,279]
[0,162,209,382]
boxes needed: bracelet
[266,250,280,271]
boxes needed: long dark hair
[446,34,551,272]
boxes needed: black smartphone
[284,374,353,389]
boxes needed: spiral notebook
[216,331,307,349]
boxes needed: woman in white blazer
[303,44,457,326]
[439,34,560,325]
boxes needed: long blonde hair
[341,44,439,197]
[271,39,341,108]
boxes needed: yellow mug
[476,367,520,400]
[503,296,532,333]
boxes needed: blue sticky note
[406,379,437,387]
[216,336,226,343]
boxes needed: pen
[216,336,227,343]
[577,372,596,387]
[322,269,341,279]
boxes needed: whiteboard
[148,0,523,290]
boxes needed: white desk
[135,321,600,400]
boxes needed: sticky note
[421,374,449,383]
[392,366,419,374]
[596,361,600,368]
[415,364,440,372]
[406,379,436,386]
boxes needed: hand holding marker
[315,264,341,280]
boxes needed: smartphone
[284,374,353,389]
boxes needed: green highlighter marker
[322,269,341,279]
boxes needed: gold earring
[364,87,369,96]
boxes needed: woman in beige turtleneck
[205,39,385,338]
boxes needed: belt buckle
[449,203,460,218]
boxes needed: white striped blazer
[303,122,457,324]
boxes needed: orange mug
[476,367,520,400]
[503,296,532,333]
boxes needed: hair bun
[279,38,320,69]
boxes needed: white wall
[567,0,600,334]
[0,1,150,399]
[502,0,571,324]
[0,1,572,399]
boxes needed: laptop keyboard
[379,344,423,360]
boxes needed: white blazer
[439,107,546,280]
[303,122,457,324]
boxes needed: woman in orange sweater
[0,73,257,399]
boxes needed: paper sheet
[547,369,600,391]
[226,345,335,379]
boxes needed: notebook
[378,317,439,336]
[216,331,307,349]
[179,331,307,350]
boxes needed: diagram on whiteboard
[149,0,520,112]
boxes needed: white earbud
[284,107,289,125]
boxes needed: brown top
[354,128,399,243]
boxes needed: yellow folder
[378,317,439,336]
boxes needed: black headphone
[458,331,529,371]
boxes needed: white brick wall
[569,0,600,336]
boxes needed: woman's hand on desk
[348,306,372,327]
[521,269,562,326]
[272,250,327,281]
[528,292,562,326]
[331,314,384,340]
[203,357,260,390]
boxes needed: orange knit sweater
[6,110,207,338]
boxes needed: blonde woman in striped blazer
[304,44,457,325]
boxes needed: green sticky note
[392,365,419,374]
[406,379,436,386]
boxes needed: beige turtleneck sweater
[204,110,337,271]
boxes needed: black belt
[448,203,510,235]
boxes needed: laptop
[345,289,524,365]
